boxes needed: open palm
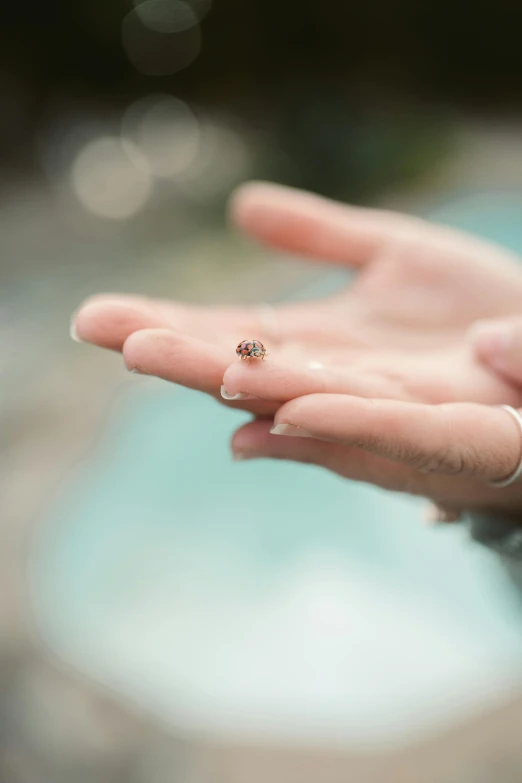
[74,182,522,412]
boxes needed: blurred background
[5,1,522,781]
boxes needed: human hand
[73,181,522,411]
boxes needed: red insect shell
[236,339,267,360]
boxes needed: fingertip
[221,362,240,389]
[72,297,113,345]
[228,181,311,241]
[220,385,258,401]
[228,181,265,229]
[273,394,382,437]
[273,392,334,421]
[122,329,230,393]
[70,313,83,343]
[72,295,151,349]
[229,180,286,222]
[231,418,273,451]
[122,328,174,371]
[222,359,270,396]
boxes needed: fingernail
[128,367,145,375]
[306,360,325,370]
[221,385,259,401]
[232,451,259,462]
[270,423,313,437]
[70,316,83,343]
[468,320,512,364]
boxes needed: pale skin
[72,182,522,514]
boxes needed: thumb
[469,317,522,385]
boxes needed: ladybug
[236,339,267,360]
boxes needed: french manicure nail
[270,423,313,437]
[70,317,83,343]
[221,385,259,401]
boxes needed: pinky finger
[231,416,513,510]
[231,419,418,493]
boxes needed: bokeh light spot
[175,119,252,200]
[135,0,198,34]
[133,0,212,22]
[122,2,201,76]
[71,137,152,220]
[122,95,200,178]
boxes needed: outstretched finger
[271,395,522,484]
[72,293,268,352]
[229,181,421,267]
[229,182,522,278]
[231,418,415,492]
[222,356,409,403]
[122,328,278,415]
[230,416,512,509]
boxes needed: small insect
[236,339,267,361]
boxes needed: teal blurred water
[31,190,522,747]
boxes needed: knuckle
[414,404,489,477]
[412,405,467,476]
